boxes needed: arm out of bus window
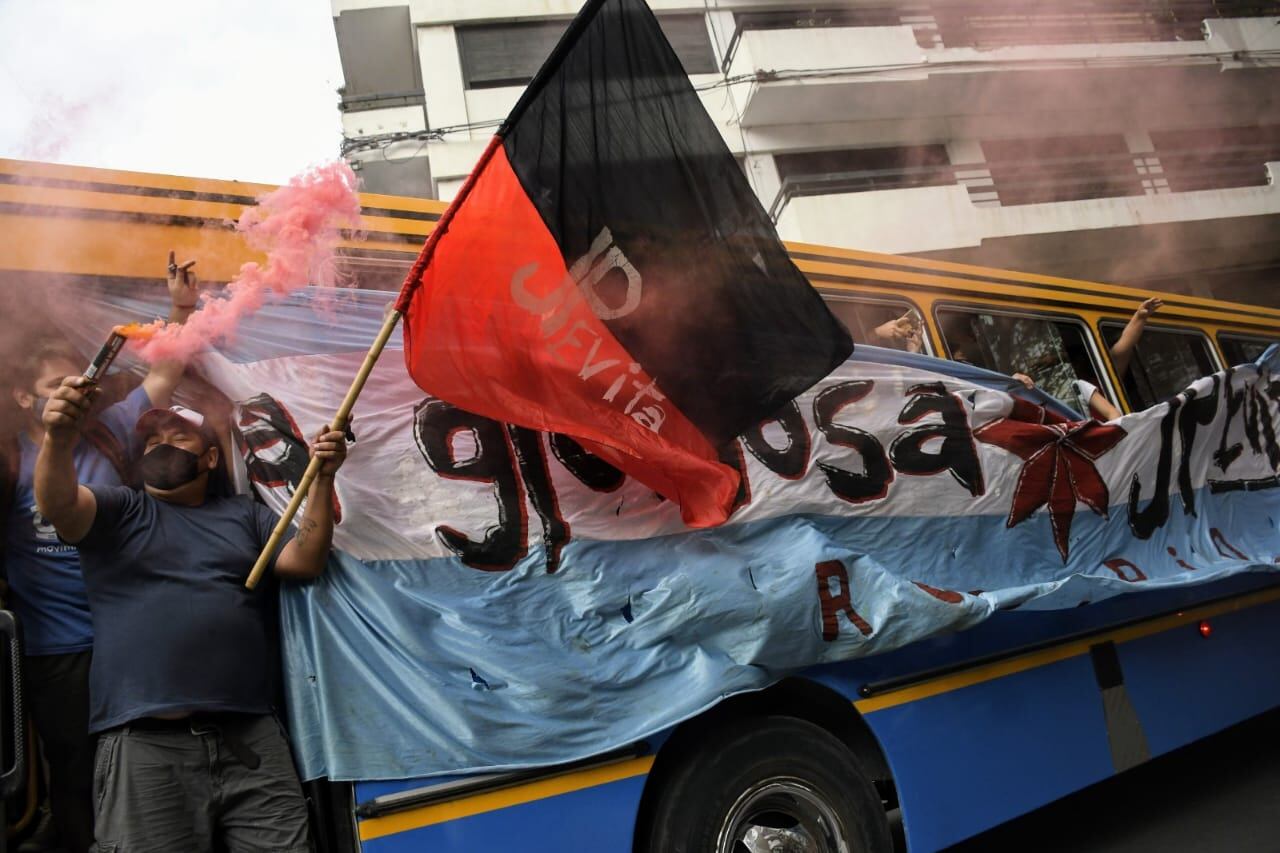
[1087,389,1121,421]
[1109,297,1163,380]
[872,312,923,353]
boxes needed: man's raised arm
[273,426,348,581]
[141,250,200,408]
[34,377,99,544]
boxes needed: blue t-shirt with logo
[75,487,293,732]
[3,386,151,656]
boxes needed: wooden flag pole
[243,129,503,590]
[244,308,403,589]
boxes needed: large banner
[74,288,1280,782]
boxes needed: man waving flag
[395,0,852,527]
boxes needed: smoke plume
[133,161,361,362]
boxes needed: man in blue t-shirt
[35,386,347,852]
[1,257,196,853]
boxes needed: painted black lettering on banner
[235,393,343,523]
[889,382,985,496]
[1215,368,1253,470]
[742,400,810,480]
[1176,378,1218,516]
[1128,396,1181,539]
[1254,385,1280,469]
[1213,370,1279,472]
[813,381,893,504]
[507,426,569,573]
[549,434,625,492]
[413,398,527,571]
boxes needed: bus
[2,155,1279,853]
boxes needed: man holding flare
[32,281,349,852]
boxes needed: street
[946,708,1280,852]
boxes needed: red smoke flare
[132,161,361,362]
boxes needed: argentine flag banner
[74,288,1280,782]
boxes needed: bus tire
[641,714,892,853]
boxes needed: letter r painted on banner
[816,559,873,641]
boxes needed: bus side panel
[357,774,647,853]
[1119,596,1280,757]
[861,654,1114,852]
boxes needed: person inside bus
[1108,296,1164,380]
[1010,298,1165,421]
[1011,371,1121,421]
[871,310,924,353]
[0,255,196,853]
[33,387,347,853]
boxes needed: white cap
[135,405,214,440]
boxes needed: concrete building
[330,2,1280,304]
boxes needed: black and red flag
[395,0,852,527]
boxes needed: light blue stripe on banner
[280,484,1279,782]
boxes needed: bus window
[823,296,929,354]
[1101,323,1218,410]
[1218,332,1276,366]
[936,307,1110,409]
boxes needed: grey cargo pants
[92,713,311,853]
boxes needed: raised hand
[1135,297,1163,322]
[43,376,98,441]
[310,425,349,477]
[166,250,199,311]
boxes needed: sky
[0,0,345,185]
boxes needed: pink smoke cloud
[130,160,361,362]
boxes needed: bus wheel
[642,715,892,853]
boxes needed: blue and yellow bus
[2,157,1278,852]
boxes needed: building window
[823,295,930,355]
[1150,125,1280,193]
[729,2,1280,52]
[458,14,715,89]
[352,157,434,200]
[771,145,952,216]
[1218,332,1276,367]
[732,6,939,49]
[933,1,1280,49]
[1100,323,1218,409]
[334,6,424,112]
[659,13,719,74]
[937,307,1109,411]
[981,134,1143,206]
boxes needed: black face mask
[140,444,205,491]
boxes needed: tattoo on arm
[295,517,319,547]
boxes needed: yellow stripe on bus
[855,585,1280,714]
[0,156,275,198]
[0,157,449,219]
[785,239,1280,319]
[800,261,1266,327]
[357,755,656,841]
[0,182,248,221]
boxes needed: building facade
[330,1,1280,304]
